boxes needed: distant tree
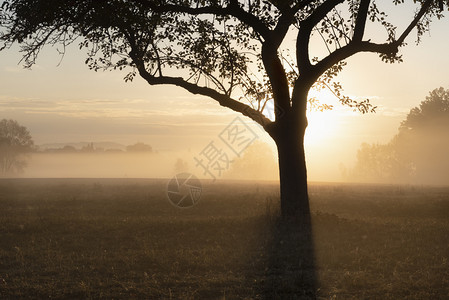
[349,87,449,184]
[1,0,447,217]
[399,87,449,134]
[0,119,34,175]
[126,142,153,152]
[81,142,95,152]
[347,142,411,182]
[174,158,189,173]
[395,87,449,183]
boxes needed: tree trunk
[272,115,310,219]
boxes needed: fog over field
[19,130,449,185]
[23,140,280,181]
[26,152,177,179]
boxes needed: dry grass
[0,179,448,299]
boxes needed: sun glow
[304,90,342,147]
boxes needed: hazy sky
[0,3,448,181]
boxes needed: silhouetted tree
[126,142,153,152]
[1,0,447,217]
[174,158,189,173]
[350,87,449,184]
[395,87,449,184]
[81,142,95,152]
[348,141,411,182]
[0,119,34,175]
[399,87,449,134]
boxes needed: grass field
[0,178,448,299]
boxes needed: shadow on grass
[258,213,317,299]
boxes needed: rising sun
[304,90,342,147]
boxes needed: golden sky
[0,3,448,181]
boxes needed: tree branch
[296,0,345,74]
[145,74,271,127]
[133,0,271,41]
[396,0,434,46]
[270,0,315,49]
[261,43,291,117]
[352,0,370,41]
[311,0,436,88]
[130,51,271,127]
[312,40,397,84]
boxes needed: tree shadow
[258,214,317,299]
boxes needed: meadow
[0,178,448,299]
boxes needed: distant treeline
[40,142,153,153]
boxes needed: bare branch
[396,0,434,46]
[296,0,345,73]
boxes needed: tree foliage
[0,119,34,174]
[1,1,446,128]
[399,87,449,134]
[348,87,449,184]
